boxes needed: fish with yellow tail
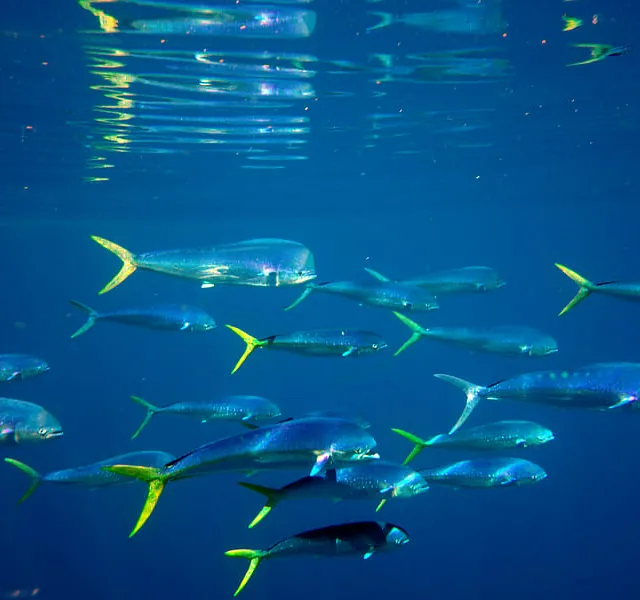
[225,325,387,374]
[435,362,640,434]
[555,263,640,315]
[90,235,316,294]
[392,420,555,466]
[391,312,558,357]
[102,417,379,537]
[238,461,428,528]
[225,521,410,596]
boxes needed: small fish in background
[365,265,506,296]
[102,417,380,537]
[238,461,429,527]
[566,43,629,66]
[129,394,282,439]
[555,263,640,315]
[4,451,176,503]
[418,457,548,489]
[225,521,410,596]
[225,325,387,374]
[562,14,583,31]
[284,279,439,313]
[90,235,316,294]
[68,300,217,338]
[392,420,556,465]
[0,355,50,382]
[0,398,63,445]
[435,362,640,434]
[1,589,40,599]
[391,312,558,357]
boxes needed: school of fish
[4,234,638,596]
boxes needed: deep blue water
[2,0,640,599]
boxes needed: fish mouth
[546,348,559,355]
[46,430,64,439]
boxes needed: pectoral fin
[311,452,331,476]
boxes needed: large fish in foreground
[102,417,379,536]
[284,279,439,313]
[437,362,640,434]
[0,398,63,444]
[225,325,387,373]
[555,263,640,315]
[225,521,410,596]
[391,312,558,357]
[238,461,429,527]
[365,265,506,296]
[68,300,217,338]
[90,235,317,294]
[0,354,50,382]
[129,394,282,439]
[392,420,555,465]
[4,451,176,503]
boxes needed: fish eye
[37,427,47,437]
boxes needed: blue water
[2,0,640,599]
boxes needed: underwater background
[2,0,640,598]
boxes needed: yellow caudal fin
[225,325,267,374]
[237,481,282,528]
[392,312,428,356]
[91,235,138,294]
[555,263,595,316]
[390,428,429,465]
[4,458,42,503]
[224,549,267,596]
[101,465,166,537]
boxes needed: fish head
[393,472,430,498]
[355,332,388,354]
[22,358,51,378]
[198,317,218,332]
[516,461,548,485]
[534,427,555,445]
[530,336,559,357]
[330,426,379,462]
[381,523,410,547]
[401,291,439,312]
[14,412,63,443]
[276,247,317,286]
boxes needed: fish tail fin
[364,267,391,283]
[555,263,595,316]
[4,458,42,503]
[367,11,394,31]
[375,498,388,512]
[392,311,427,355]
[224,549,267,596]
[284,286,315,311]
[390,428,431,465]
[101,465,166,537]
[68,300,99,338]
[90,235,138,295]
[433,374,486,434]
[225,325,267,374]
[129,395,160,440]
[237,482,282,528]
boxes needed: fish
[4,451,176,503]
[68,300,217,338]
[392,420,555,465]
[225,521,410,595]
[562,15,582,31]
[566,43,629,67]
[225,325,387,373]
[0,354,50,382]
[365,265,506,296]
[284,280,439,313]
[391,312,558,357]
[418,457,547,488]
[0,398,63,444]
[90,235,316,294]
[129,394,282,439]
[555,263,640,315]
[436,362,640,434]
[102,417,379,537]
[238,461,429,527]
